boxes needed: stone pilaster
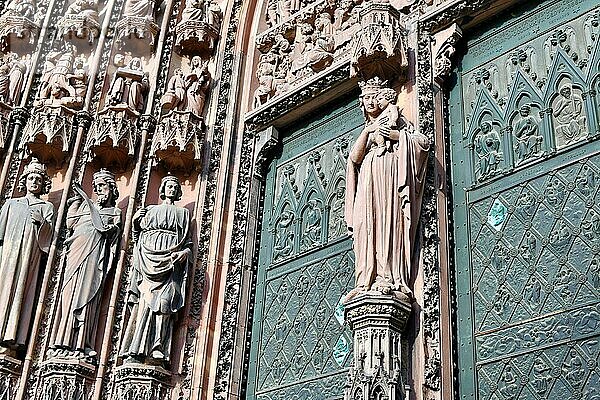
[344,293,412,400]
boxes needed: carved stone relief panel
[252,0,409,110]
[459,2,600,186]
[247,96,363,400]
[450,2,600,399]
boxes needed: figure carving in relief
[473,121,503,181]
[0,53,26,106]
[63,0,99,26]
[0,159,53,354]
[253,56,275,108]
[273,210,294,261]
[50,169,121,359]
[161,56,211,117]
[121,176,191,365]
[553,83,586,146]
[291,14,335,75]
[3,0,35,19]
[35,44,86,108]
[532,357,551,395]
[301,199,322,250]
[329,186,346,239]
[107,57,149,112]
[513,104,542,164]
[498,365,518,397]
[563,350,585,388]
[344,78,430,299]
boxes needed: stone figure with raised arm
[345,78,430,301]
[50,169,121,359]
[121,175,192,365]
[0,158,54,354]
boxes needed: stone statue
[161,57,211,117]
[180,0,221,26]
[0,53,27,106]
[50,169,121,359]
[474,120,503,180]
[64,0,99,21]
[0,159,53,354]
[344,78,430,299]
[107,57,149,112]
[121,176,192,364]
[123,0,156,18]
[35,44,86,108]
[252,55,276,108]
[513,103,542,163]
[553,83,586,145]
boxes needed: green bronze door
[450,1,600,399]
[247,95,362,399]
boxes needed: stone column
[344,293,411,400]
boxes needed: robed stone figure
[345,78,429,300]
[50,169,121,358]
[121,176,192,364]
[0,159,54,353]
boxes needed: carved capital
[350,2,409,81]
[36,359,95,400]
[75,110,94,130]
[253,126,279,180]
[10,107,29,127]
[139,114,157,133]
[431,23,462,83]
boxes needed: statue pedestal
[343,292,412,400]
[37,358,95,400]
[0,354,21,397]
[113,363,171,398]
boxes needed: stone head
[93,169,118,207]
[376,88,396,110]
[559,84,572,98]
[519,104,531,116]
[18,158,51,196]
[359,77,386,119]
[480,120,493,134]
[159,175,183,201]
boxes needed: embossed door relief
[450,1,600,400]
[247,96,362,400]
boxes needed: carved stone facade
[0,0,595,400]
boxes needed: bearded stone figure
[345,78,430,300]
[121,176,192,365]
[0,159,54,354]
[50,169,121,359]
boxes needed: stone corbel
[114,16,159,53]
[253,125,279,180]
[0,13,39,53]
[431,23,462,84]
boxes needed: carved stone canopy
[151,110,205,174]
[56,14,100,47]
[350,1,409,81]
[115,16,159,52]
[20,105,76,165]
[85,105,139,171]
[0,14,39,53]
[174,20,219,57]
